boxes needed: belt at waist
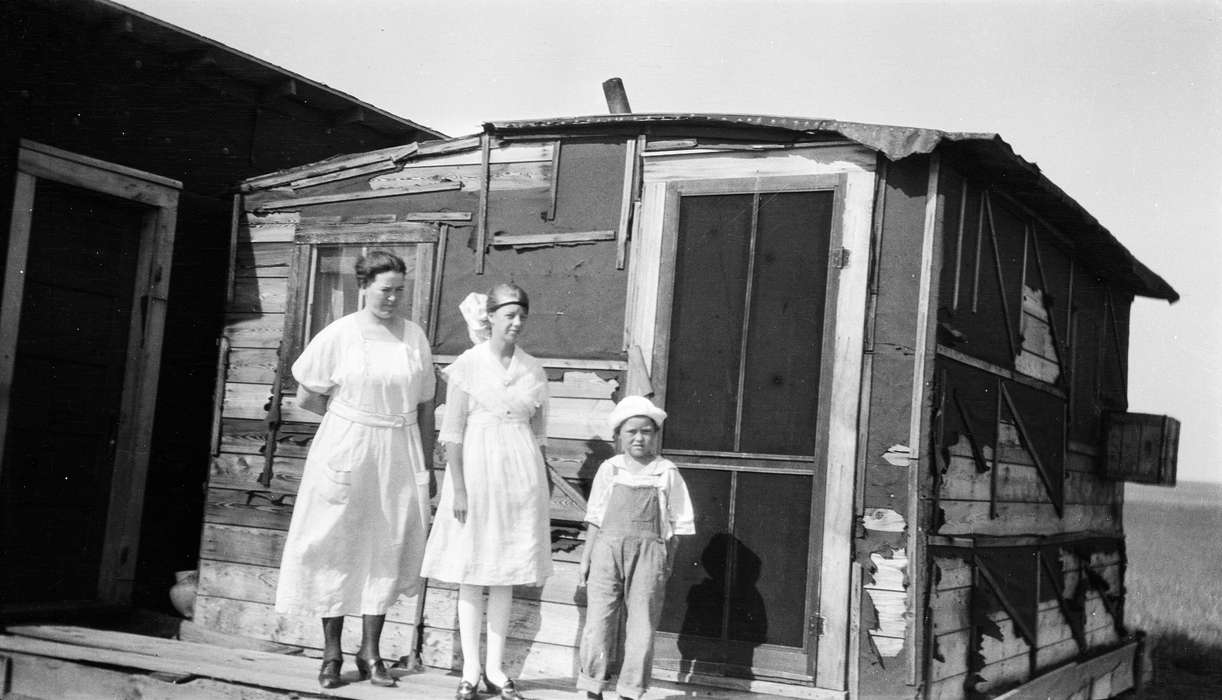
[466,413,530,426]
[328,400,417,428]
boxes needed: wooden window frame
[1,140,181,605]
[278,223,441,393]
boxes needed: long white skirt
[275,413,430,617]
[421,415,553,586]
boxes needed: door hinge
[809,614,825,636]
[831,248,850,269]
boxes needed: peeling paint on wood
[864,548,908,658]
[882,444,911,467]
[1015,285,1061,383]
[862,508,906,533]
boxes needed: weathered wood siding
[198,137,629,674]
[926,545,1123,699]
[3,0,438,607]
[925,165,1133,698]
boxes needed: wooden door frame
[1,140,181,604]
[635,172,867,689]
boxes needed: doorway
[651,178,843,681]
[0,141,179,608]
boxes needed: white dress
[274,314,435,617]
[420,342,553,586]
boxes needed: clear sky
[118,0,1222,484]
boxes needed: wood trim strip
[289,158,397,190]
[905,153,943,686]
[849,157,887,693]
[278,243,313,396]
[404,212,472,222]
[226,194,241,306]
[19,139,182,189]
[951,182,968,310]
[733,192,762,450]
[1104,290,1129,399]
[257,182,462,211]
[0,172,37,483]
[975,558,1038,647]
[241,144,419,191]
[429,225,449,338]
[490,231,615,247]
[927,531,1123,549]
[937,345,1067,399]
[414,240,436,330]
[417,135,481,157]
[210,337,231,456]
[18,147,179,207]
[475,133,491,275]
[99,197,180,602]
[983,193,1018,358]
[811,170,867,688]
[542,139,561,221]
[1000,383,1064,516]
[1039,552,1087,652]
[616,137,638,269]
[293,227,440,245]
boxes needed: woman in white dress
[274,251,435,689]
[421,283,553,700]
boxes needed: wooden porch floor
[0,624,799,700]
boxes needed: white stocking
[484,585,513,685]
[457,584,485,684]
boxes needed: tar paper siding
[923,163,1130,700]
[853,155,935,699]
[200,136,882,697]
[200,136,633,676]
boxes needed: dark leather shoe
[483,675,524,699]
[318,658,343,689]
[355,654,395,687]
[455,680,479,700]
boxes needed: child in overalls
[577,396,695,700]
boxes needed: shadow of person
[675,533,767,679]
[577,438,615,487]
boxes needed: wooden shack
[0,0,440,616]
[202,113,1179,700]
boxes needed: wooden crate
[1102,412,1180,485]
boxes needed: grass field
[1123,482,1222,698]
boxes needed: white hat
[608,395,668,434]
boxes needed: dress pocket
[318,464,354,505]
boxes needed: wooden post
[906,152,944,686]
[475,133,491,275]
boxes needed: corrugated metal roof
[487,113,1177,302]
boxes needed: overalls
[577,469,670,699]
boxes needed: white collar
[614,454,668,476]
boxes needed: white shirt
[584,455,696,540]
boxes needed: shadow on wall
[676,533,767,678]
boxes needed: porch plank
[3,652,279,700]
[0,631,418,699]
[1,625,830,700]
